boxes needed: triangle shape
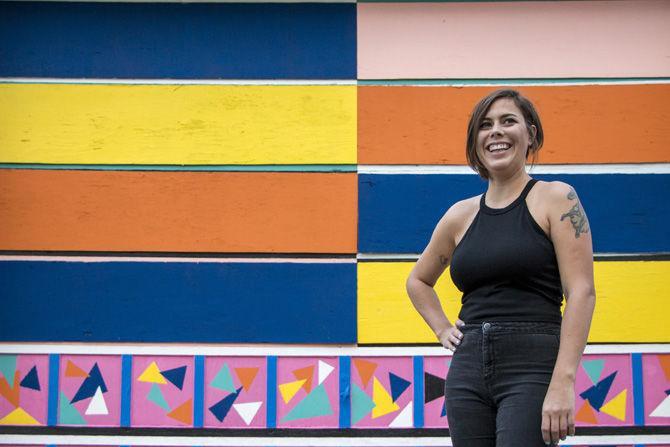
[292,366,314,393]
[279,379,306,404]
[137,361,166,384]
[582,359,605,385]
[72,363,107,403]
[318,360,335,385]
[233,401,262,425]
[659,354,670,382]
[579,371,617,411]
[209,387,241,422]
[0,371,20,407]
[281,383,333,422]
[235,367,259,392]
[0,407,40,425]
[0,356,17,384]
[167,398,193,425]
[389,372,411,402]
[600,389,627,421]
[161,365,187,391]
[351,382,376,425]
[353,359,377,388]
[85,387,109,415]
[372,376,400,418]
[575,400,599,424]
[59,392,86,425]
[441,402,447,417]
[147,383,171,412]
[65,360,89,378]
[389,402,413,428]
[210,363,236,393]
[424,372,446,404]
[20,366,40,391]
[650,394,670,418]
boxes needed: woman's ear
[528,124,538,147]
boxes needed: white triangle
[389,402,413,428]
[85,387,109,415]
[650,394,670,418]
[318,360,335,385]
[233,401,262,425]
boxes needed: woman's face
[476,98,536,179]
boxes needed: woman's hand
[541,378,575,445]
[437,319,464,351]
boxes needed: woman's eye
[479,122,492,129]
[504,118,517,124]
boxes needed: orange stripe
[0,170,357,253]
[358,84,670,165]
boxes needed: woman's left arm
[541,182,596,445]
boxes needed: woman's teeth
[488,143,510,152]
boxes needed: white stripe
[0,255,354,264]
[357,253,668,260]
[2,0,357,2]
[365,79,670,87]
[0,343,667,356]
[0,78,356,85]
[359,163,670,175]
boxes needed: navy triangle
[389,372,411,403]
[440,402,447,417]
[424,372,446,404]
[665,388,670,396]
[208,386,242,422]
[161,365,187,390]
[71,363,107,404]
[579,371,617,411]
[20,365,40,391]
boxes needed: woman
[406,89,595,446]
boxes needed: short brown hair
[465,89,544,179]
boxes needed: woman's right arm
[406,204,465,351]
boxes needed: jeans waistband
[460,321,561,335]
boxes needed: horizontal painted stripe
[0,255,355,263]
[0,164,358,172]
[358,173,670,254]
[358,1,670,79]
[0,84,356,165]
[360,164,670,175]
[0,261,356,343]
[0,2,355,78]
[358,84,670,165]
[0,170,357,253]
[358,261,670,344]
[359,78,670,86]
[0,78,358,85]
[357,253,670,262]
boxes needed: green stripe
[358,78,670,86]
[0,164,357,173]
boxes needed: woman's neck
[485,169,531,208]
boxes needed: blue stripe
[359,173,670,254]
[120,355,132,428]
[193,355,205,428]
[266,356,277,429]
[0,2,356,79]
[0,261,356,343]
[339,356,351,428]
[47,354,59,426]
[413,356,424,428]
[632,353,645,426]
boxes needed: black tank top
[449,179,563,324]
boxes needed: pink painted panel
[358,1,670,79]
[0,354,49,426]
[58,355,121,426]
[642,354,670,426]
[204,356,266,428]
[131,356,194,427]
[423,356,450,428]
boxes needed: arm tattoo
[439,255,449,266]
[560,188,590,238]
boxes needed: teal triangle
[281,383,333,422]
[351,382,375,425]
[59,392,87,425]
[0,355,17,385]
[582,359,605,385]
[210,363,236,393]
[147,383,171,411]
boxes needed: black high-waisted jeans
[445,321,561,446]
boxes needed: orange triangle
[167,398,192,425]
[292,366,314,393]
[235,367,259,392]
[658,354,670,382]
[353,359,378,387]
[65,361,89,378]
[575,400,598,424]
[0,371,20,408]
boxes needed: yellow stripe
[358,261,670,344]
[0,84,356,165]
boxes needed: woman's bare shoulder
[440,195,481,231]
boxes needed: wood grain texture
[358,84,670,165]
[0,84,356,165]
[358,1,670,79]
[0,170,357,253]
[358,261,670,344]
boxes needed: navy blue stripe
[339,356,351,429]
[632,353,645,426]
[413,356,424,428]
[0,2,356,79]
[0,261,356,343]
[120,355,132,428]
[266,356,277,429]
[193,355,205,428]
[359,174,670,254]
[47,354,59,426]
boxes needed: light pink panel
[423,356,449,428]
[642,354,670,426]
[358,0,670,79]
